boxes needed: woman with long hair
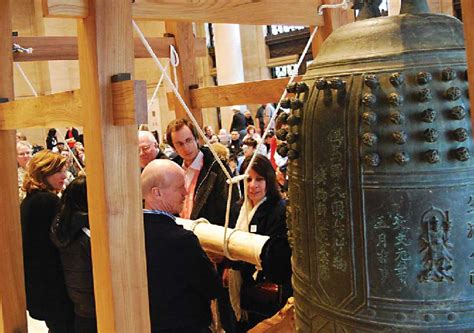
[21,150,74,332]
[50,176,97,333]
[228,154,292,332]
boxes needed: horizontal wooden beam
[43,0,325,26]
[167,76,302,110]
[13,36,207,62]
[0,90,83,129]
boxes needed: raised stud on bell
[425,149,440,164]
[388,93,404,107]
[453,128,468,142]
[286,133,299,144]
[362,93,377,107]
[445,87,462,101]
[276,128,288,141]
[362,111,377,125]
[287,114,300,126]
[277,143,289,157]
[277,112,289,125]
[287,149,299,161]
[454,147,470,161]
[389,111,406,125]
[364,153,381,167]
[329,78,345,90]
[442,68,457,81]
[417,72,432,85]
[421,109,436,123]
[281,98,291,109]
[316,78,328,90]
[392,131,408,145]
[290,98,303,110]
[423,128,439,143]
[418,88,433,102]
[364,74,379,89]
[450,105,466,120]
[295,82,309,93]
[394,152,410,166]
[286,82,297,93]
[390,72,404,87]
[362,132,378,147]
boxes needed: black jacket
[230,112,246,132]
[144,213,220,332]
[50,212,95,318]
[174,146,240,225]
[230,198,292,316]
[20,190,74,321]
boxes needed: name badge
[250,225,257,233]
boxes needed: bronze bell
[287,0,474,331]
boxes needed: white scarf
[229,197,267,321]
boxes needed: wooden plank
[77,0,150,331]
[311,0,355,58]
[0,90,83,129]
[461,0,474,138]
[43,0,326,26]
[42,0,88,18]
[0,0,27,332]
[13,36,207,62]
[167,76,302,110]
[165,22,203,125]
[111,80,147,125]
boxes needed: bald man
[141,160,219,333]
[138,130,168,170]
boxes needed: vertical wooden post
[77,0,150,331]
[461,0,474,137]
[165,22,203,126]
[0,0,27,332]
[310,0,354,58]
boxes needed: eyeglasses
[17,151,32,157]
[139,144,154,153]
[174,137,195,148]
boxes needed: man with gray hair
[141,159,219,333]
[138,130,168,171]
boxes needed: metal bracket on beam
[111,73,147,126]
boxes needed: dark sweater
[21,190,74,321]
[144,212,220,332]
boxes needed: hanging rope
[13,62,85,174]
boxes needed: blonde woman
[21,150,74,332]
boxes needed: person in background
[21,150,74,333]
[244,110,254,128]
[50,176,96,333]
[204,125,219,144]
[46,128,58,150]
[276,163,288,200]
[242,125,261,143]
[142,159,220,333]
[59,149,76,187]
[17,140,33,201]
[65,127,80,149]
[138,130,168,171]
[228,130,242,157]
[218,128,231,146]
[255,105,265,135]
[230,108,247,140]
[211,142,230,163]
[228,155,292,332]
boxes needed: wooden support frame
[0,0,27,332]
[43,0,325,26]
[461,0,474,136]
[77,0,150,331]
[167,76,302,110]
[13,36,207,62]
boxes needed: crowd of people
[17,108,291,333]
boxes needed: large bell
[287,0,473,331]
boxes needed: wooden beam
[311,0,355,58]
[165,22,203,125]
[111,79,147,125]
[43,0,326,26]
[461,0,474,138]
[0,0,27,331]
[13,36,207,62]
[0,90,83,129]
[77,0,150,331]
[167,76,302,110]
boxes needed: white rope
[147,61,170,110]
[14,62,85,174]
[318,0,351,15]
[243,25,319,181]
[170,45,180,88]
[15,63,38,97]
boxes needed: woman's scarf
[229,196,267,321]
